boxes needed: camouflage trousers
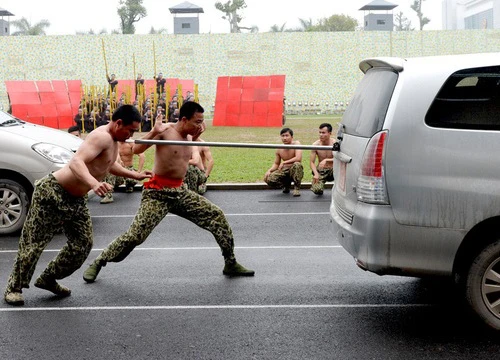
[265,162,304,190]
[184,165,208,195]
[96,184,236,265]
[104,165,137,190]
[6,174,93,292]
[310,167,334,195]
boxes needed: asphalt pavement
[0,188,499,360]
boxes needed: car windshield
[0,111,25,126]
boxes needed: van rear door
[332,61,399,224]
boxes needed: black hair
[112,104,141,125]
[180,101,204,120]
[319,123,332,133]
[280,127,293,136]
[68,125,80,133]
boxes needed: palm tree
[269,23,287,32]
[11,17,50,36]
[298,18,313,31]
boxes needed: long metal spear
[127,139,336,151]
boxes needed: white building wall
[442,0,500,29]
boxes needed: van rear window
[342,68,397,137]
[426,66,500,130]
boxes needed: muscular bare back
[53,125,119,197]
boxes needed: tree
[298,18,313,31]
[11,17,50,36]
[308,14,358,32]
[76,29,109,35]
[269,23,287,32]
[394,11,414,31]
[411,0,430,30]
[149,26,168,34]
[117,0,147,34]
[215,0,248,33]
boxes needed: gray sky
[0,0,442,34]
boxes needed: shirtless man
[100,141,145,204]
[264,128,303,197]
[310,123,335,195]
[4,105,151,306]
[83,101,254,283]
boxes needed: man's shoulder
[87,126,113,143]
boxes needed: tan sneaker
[34,276,71,297]
[292,189,300,197]
[4,291,24,306]
[100,194,114,204]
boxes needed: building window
[182,23,191,29]
[377,20,386,25]
[464,9,493,29]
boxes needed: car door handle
[334,151,352,163]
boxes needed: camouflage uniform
[101,166,137,202]
[265,162,304,191]
[310,167,334,195]
[184,165,208,195]
[104,165,137,190]
[5,174,93,292]
[95,184,236,266]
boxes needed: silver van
[0,111,82,235]
[330,52,500,330]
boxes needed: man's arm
[203,147,214,177]
[68,132,110,192]
[136,152,145,173]
[281,144,303,166]
[310,148,320,183]
[133,113,170,154]
[109,161,151,180]
[189,146,204,170]
[264,152,281,181]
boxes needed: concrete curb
[119,182,334,191]
[206,182,334,191]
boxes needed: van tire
[465,240,500,331]
[0,179,29,235]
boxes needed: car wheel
[465,240,500,330]
[0,179,29,235]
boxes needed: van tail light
[357,130,389,204]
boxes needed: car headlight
[32,143,74,164]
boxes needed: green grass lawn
[137,114,341,183]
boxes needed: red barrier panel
[43,116,59,129]
[10,104,27,119]
[17,92,41,105]
[213,75,285,127]
[39,92,56,104]
[36,81,53,92]
[5,81,24,93]
[51,81,67,92]
[66,80,81,92]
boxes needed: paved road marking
[0,304,433,312]
[0,245,342,253]
[91,212,331,218]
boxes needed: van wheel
[0,179,29,235]
[465,240,500,330]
